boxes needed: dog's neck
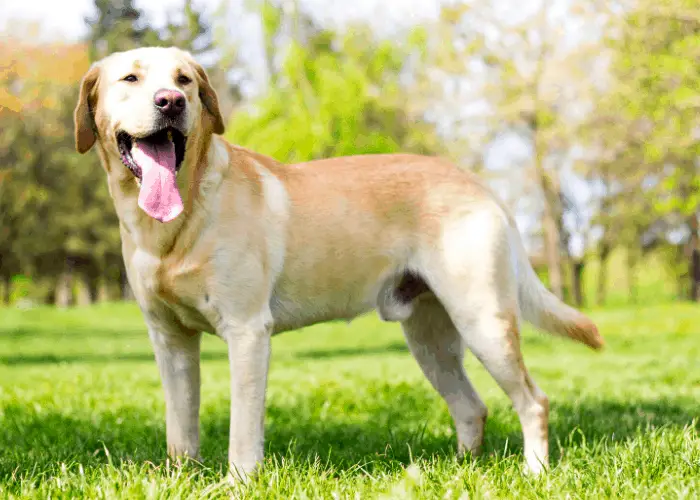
[100,130,215,258]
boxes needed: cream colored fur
[74,46,603,481]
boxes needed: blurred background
[0,0,698,310]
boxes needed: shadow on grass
[2,336,556,367]
[258,398,699,469]
[0,351,229,366]
[294,342,408,360]
[1,326,146,340]
[1,394,697,481]
[0,342,409,366]
[0,403,167,478]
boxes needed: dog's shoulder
[204,138,290,221]
[225,142,285,174]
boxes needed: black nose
[154,89,186,118]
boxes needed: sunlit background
[1,0,699,308]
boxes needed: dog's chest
[131,249,216,333]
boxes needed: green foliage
[227,28,441,163]
[607,0,700,217]
[0,303,698,497]
[0,57,108,285]
[574,0,700,301]
[8,275,31,303]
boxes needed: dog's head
[74,47,225,222]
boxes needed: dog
[73,46,602,481]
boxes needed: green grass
[0,302,698,498]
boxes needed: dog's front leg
[147,321,202,461]
[220,313,272,482]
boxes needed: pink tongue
[132,139,183,223]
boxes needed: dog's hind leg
[401,295,488,457]
[450,302,549,474]
[429,208,550,474]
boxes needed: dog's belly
[266,239,422,333]
[269,291,375,334]
[269,268,386,333]
[268,267,428,334]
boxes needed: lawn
[0,302,698,498]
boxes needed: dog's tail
[508,224,604,350]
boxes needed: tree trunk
[87,275,99,304]
[627,250,638,305]
[55,261,74,308]
[75,277,92,307]
[531,121,563,299]
[596,168,613,307]
[597,241,611,306]
[530,43,563,300]
[676,244,687,300]
[97,279,110,303]
[538,170,564,299]
[557,196,574,305]
[571,259,585,307]
[688,214,700,301]
[1,274,9,305]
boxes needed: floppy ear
[188,58,225,135]
[74,64,101,154]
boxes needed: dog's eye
[122,74,138,83]
[177,75,192,85]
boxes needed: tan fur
[74,47,602,481]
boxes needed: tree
[0,35,105,305]
[227,25,442,162]
[592,0,700,301]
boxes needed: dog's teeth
[167,130,173,142]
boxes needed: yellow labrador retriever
[73,46,602,480]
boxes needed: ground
[0,302,698,498]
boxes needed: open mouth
[116,127,188,223]
[117,127,187,182]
